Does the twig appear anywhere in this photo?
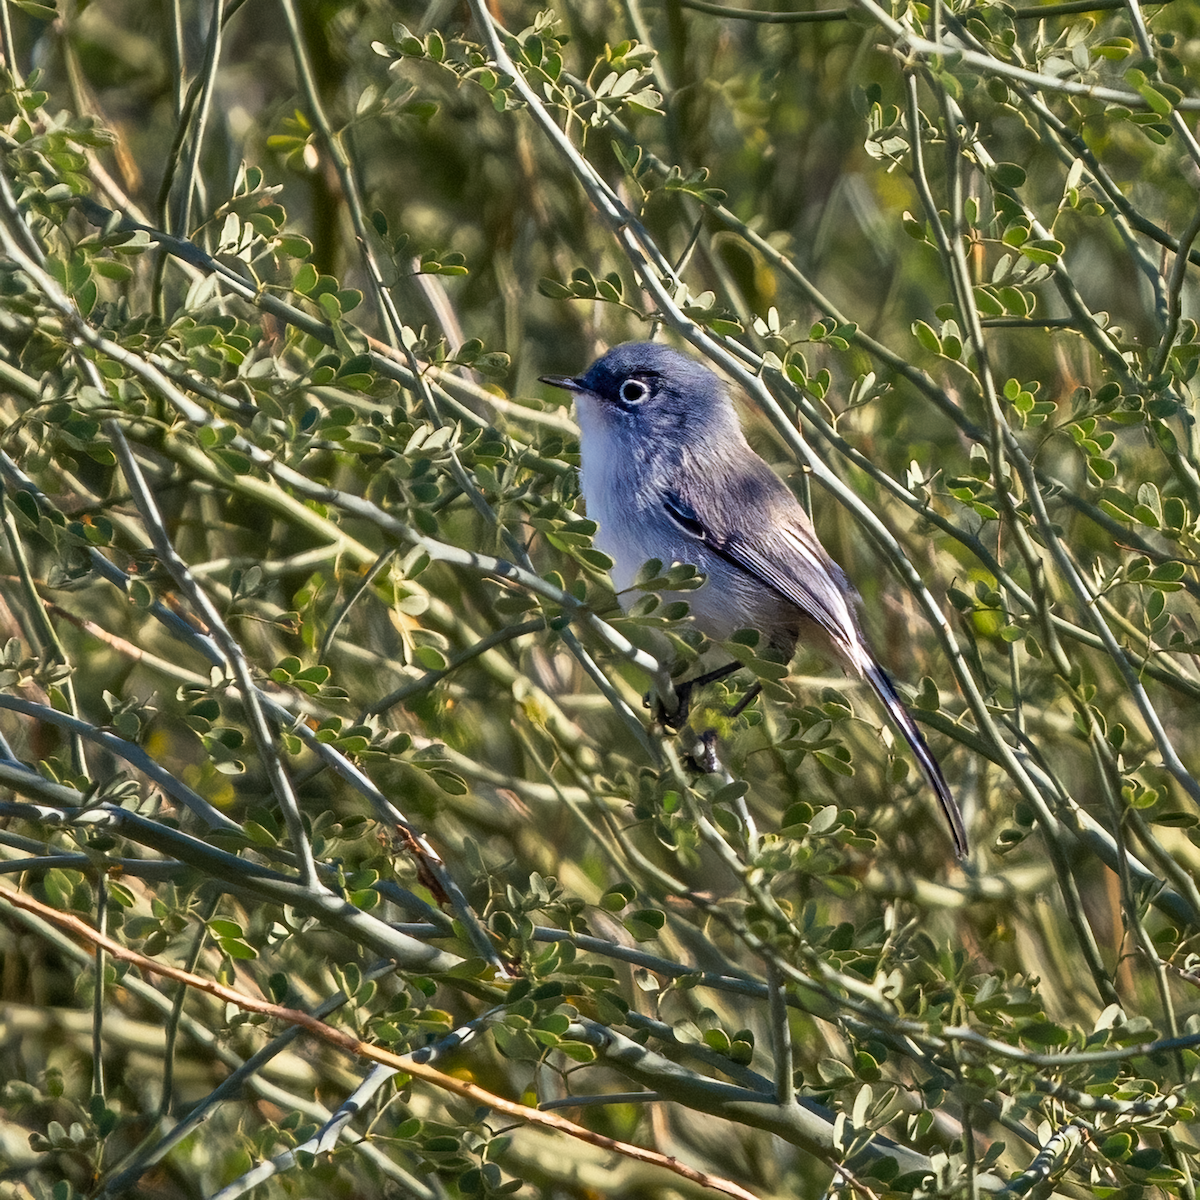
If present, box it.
[106,421,323,888]
[0,881,764,1200]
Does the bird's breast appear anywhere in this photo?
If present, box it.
[575,398,798,649]
[581,473,793,647]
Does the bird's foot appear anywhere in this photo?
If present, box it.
[685,728,721,774]
[646,659,748,730]
[648,677,697,731]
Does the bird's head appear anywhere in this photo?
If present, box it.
[541,342,741,448]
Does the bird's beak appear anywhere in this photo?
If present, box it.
[539,374,584,392]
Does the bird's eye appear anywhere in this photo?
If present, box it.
[619,378,651,405]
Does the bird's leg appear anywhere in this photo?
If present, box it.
[726,681,762,720]
[653,659,752,730]
[685,682,761,775]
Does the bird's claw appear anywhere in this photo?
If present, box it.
[685,728,721,774]
[647,659,749,731]
[646,680,696,730]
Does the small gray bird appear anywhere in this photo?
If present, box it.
[542,341,968,859]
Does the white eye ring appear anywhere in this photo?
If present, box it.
[619,378,650,405]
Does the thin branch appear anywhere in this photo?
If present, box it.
[853,0,1200,110]
[106,421,323,889]
[0,881,764,1200]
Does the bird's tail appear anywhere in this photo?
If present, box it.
[863,662,969,859]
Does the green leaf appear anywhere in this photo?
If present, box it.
[993,162,1027,188]
[1136,83,1173,116]
[912,320,940,354]
[293,262,319,294]
[427,768,468,795]
[219,937,258,960]
[277,233,313,258]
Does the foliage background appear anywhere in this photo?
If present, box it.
[2,0,1200,1197]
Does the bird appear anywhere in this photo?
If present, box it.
[541,341,968,859]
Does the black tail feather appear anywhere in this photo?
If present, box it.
[864,663,968,859]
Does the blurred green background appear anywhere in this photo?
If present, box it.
[2,0,1200,1197]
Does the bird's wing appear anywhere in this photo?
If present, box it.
[662,477,862,659]
[664,468,969,859]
